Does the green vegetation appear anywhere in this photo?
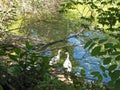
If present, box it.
[0,0,120,90]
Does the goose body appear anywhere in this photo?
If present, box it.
[49,50,61,65]
[63,52,72,72]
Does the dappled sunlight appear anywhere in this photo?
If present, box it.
[0,0,120,90]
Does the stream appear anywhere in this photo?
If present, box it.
[68,31,111,83]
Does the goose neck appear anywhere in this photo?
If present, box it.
[58,51,61,56]
[67,53,69,59]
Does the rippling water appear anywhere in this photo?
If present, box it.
[68,32,111,83]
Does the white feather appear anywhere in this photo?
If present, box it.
[63,52,72,72]
[49,50,61,65]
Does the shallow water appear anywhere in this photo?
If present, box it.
[68,32,111,83]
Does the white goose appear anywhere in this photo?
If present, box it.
[49,50,61,65]
[63,52,72,72]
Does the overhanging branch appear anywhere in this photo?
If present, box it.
[40,28,85,49]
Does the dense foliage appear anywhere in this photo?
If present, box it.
[0,0,120,90]
[66,0,120,89]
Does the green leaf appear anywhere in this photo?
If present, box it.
[81,69,85,76]
[40,57,49,74]
[111,51,120,55]
[108,81,114,87]
[100,65,106,72]
[30,54,38,62]
[88,42,96,50]
[91,71,102,83]
[108,64,117,71]
[110,70,120,81]
[92,38,99,41]
[103,73,108,78]
[98,74,103,83]
[8,54,18,61]
[103,57,112,65]
[98,39,107,44]
[84,40,92,48]
[98,51,107,55]
[104,43,113,48]
[14,48,21,54]
[91,71,100,76]
[114,44,120,48]
[91,46,101,56]
[115,78,120,90]
[115,55,120,61]
[25,41,33,50]
[101,1,107,5]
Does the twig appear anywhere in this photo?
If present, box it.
[38,44,83,53]
[40,28,85,49]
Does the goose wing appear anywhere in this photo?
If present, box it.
[49,55,60,65]
[63,59,72,68]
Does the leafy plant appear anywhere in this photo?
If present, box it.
[0,41,52,90]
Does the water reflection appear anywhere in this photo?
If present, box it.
[68,33,111,83]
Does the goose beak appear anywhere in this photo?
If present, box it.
[58,49,62,52]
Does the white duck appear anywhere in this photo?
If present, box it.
[49,49,62,65]
[63,52,72,72]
